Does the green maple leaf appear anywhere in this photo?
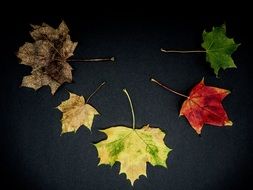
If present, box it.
[201,24,240,76]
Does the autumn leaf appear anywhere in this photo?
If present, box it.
[151,78,232,134]
[17,21,77,94]
[57,82,105,134]
[161,24,240,76]
[17,21,114,94]
[94,89,171,186]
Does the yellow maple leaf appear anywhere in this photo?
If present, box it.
[57,82,105,134]
[94,89,172,186]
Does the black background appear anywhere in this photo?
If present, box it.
[1,14,252,190]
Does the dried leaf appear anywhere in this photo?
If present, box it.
[57,92,99,134]
[94,89,171,186]
[17,21,78,94]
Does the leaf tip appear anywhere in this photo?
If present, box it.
[129,179,135,186]
[98,129,106,134]
[50,88,57,95]
[221,23,226,31]
[86,126,92,132]
[200,77,205,84]
[225,120,233,126]
[195,128,202,135]
[65,89,71,94]
[179,110,184,117]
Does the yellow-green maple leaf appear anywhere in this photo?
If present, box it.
[57,92,99,134]
[94,89,172,186]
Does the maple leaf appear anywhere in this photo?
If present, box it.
[201,24,240,76]
[151,78,232,134]
[17,21,113,95]
[17,21,77,94]
[57,82,105,134]
[94,89,171,186]
[161,24,240,76]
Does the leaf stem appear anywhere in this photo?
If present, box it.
[151,78,189,99]
[161,48,206,53]
[86,82,106,103]
[68,57,115,62]
[123,89,135,130]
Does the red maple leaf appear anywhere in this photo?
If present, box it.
[151,78,233,134]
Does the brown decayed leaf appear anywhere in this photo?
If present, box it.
[17,21,77,94]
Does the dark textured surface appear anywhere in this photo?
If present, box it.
[0,15,252,190]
